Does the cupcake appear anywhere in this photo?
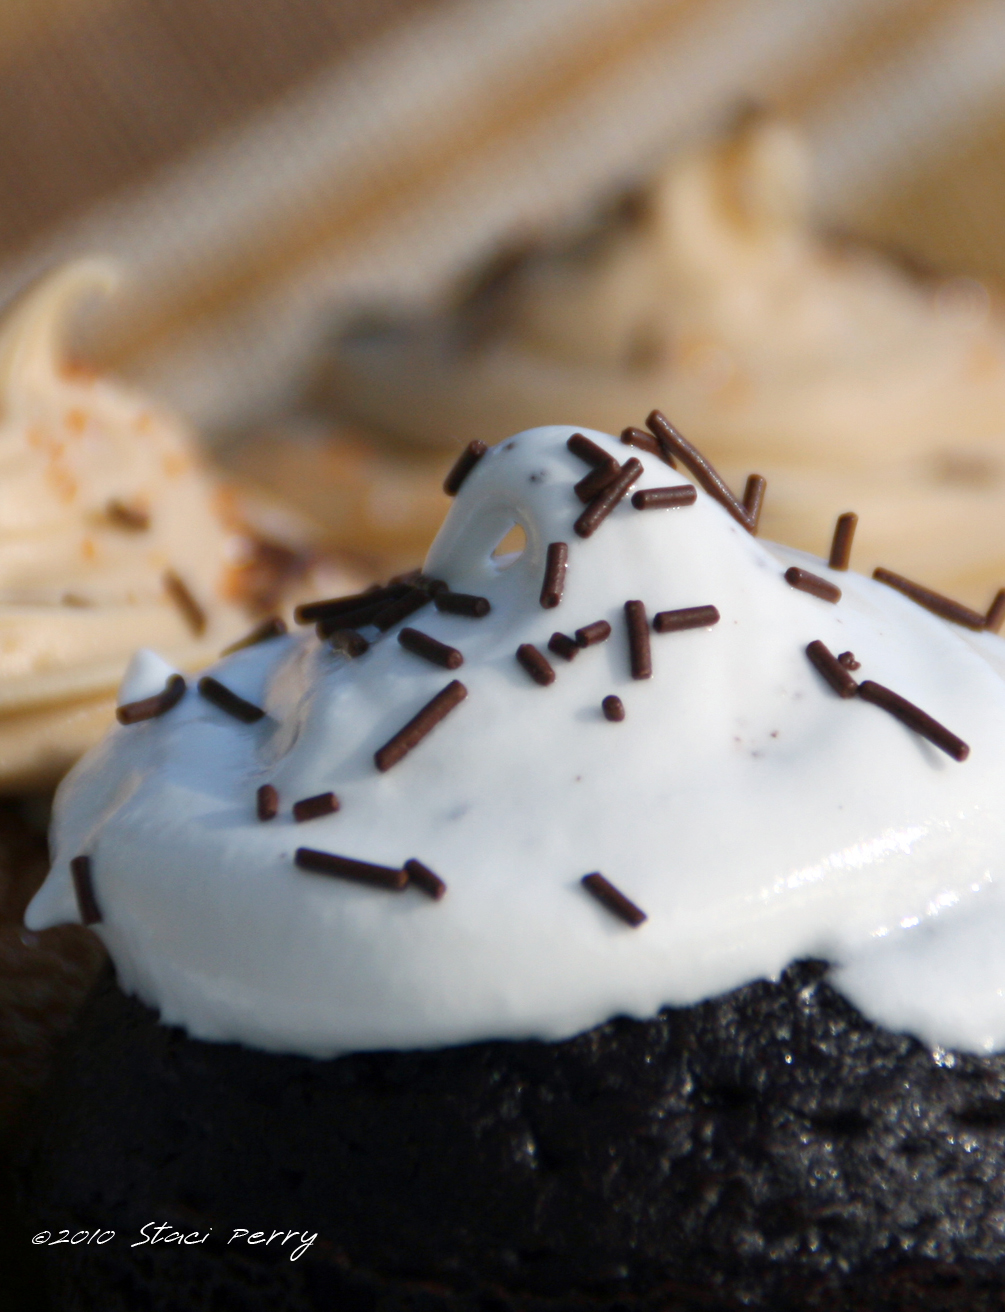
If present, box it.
[20,417,1005,1309]
[0,260,259,792]
[324,112,1005,608]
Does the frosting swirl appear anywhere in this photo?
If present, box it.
[329,115,1005,605]
[0,262,252,787]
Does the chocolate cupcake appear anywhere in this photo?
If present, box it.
[20,419,1005,1308]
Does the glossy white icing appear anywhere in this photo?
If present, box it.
[118,649,181,706]
[25,426,1005,1055]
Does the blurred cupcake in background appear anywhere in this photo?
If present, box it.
[320,111,1005,608]
[0,261,253,792]
[0,261,360,793]
[217,416,455,585]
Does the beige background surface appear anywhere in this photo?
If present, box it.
[1,0,1005,436]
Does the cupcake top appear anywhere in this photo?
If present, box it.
[25,421,1005,1056]
[0,262,253,788]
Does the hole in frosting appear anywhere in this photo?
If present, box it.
[490,521,527,568]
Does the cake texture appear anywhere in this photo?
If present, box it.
[22,960,1005,1312]
[0,798,103,1312]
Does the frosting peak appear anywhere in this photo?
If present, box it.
[0,260,119,414]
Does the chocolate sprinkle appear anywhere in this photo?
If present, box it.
[443,441,488,495]
[873,567,987,630]
[620,426,676,467]
[116,673,187,725]
[805,640,859,699]
[574,460,621,503]
[404,858,447,900]
[581,872,646,927]
[838,651,861,671]
[785,567,842,604]
[433,590,491,618]
[742,475,767,534]
[389,567,424,586]
[329,629,370,658]
[540,542,568,609]
[575,620,611,647]
[645,411,763,534]
[374,680,468,772]
[567,433,614,469]
[221,616,287,656]
[163,569,207,636]
[987,589,1005,634]
[548,632,579,662]
[293,792,340,822]
[296,584,410,626]
[653,605,720,634]
[70,854,102,925]
[197,676,265,723]
[624,600,652,679]
[573,458,643,538]
[295,848,407,890]
[315,602,391,636]
[106,498,149,531]
[602,695,625,722]
[858,680,969,761]
[516,644,555,686]
[372,588,431,632]
[256,783,279,821]
[398,627,463,670]
[631,485,697,511]
[829,513,858,571]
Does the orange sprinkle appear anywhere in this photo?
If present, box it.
[162,453,188,477]
[65,408,87,434]
[48,465,77,503]
[62,361,98,385]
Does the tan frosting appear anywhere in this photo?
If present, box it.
[495,117,1005,463]
[0,261,252,789]
[215,421,455,579]
[328,115,1005,607]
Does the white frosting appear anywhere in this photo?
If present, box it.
[25,426,1005,1056]
[117,649,182,706]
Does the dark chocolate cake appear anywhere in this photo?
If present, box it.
[0,799,104,1312]
[19,959,1005,1312]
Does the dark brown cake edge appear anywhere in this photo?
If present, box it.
[16,960,1005,1312]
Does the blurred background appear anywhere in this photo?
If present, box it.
[6,0,1005,580]
[2,0,1004,580]
[3,1,1004,408]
